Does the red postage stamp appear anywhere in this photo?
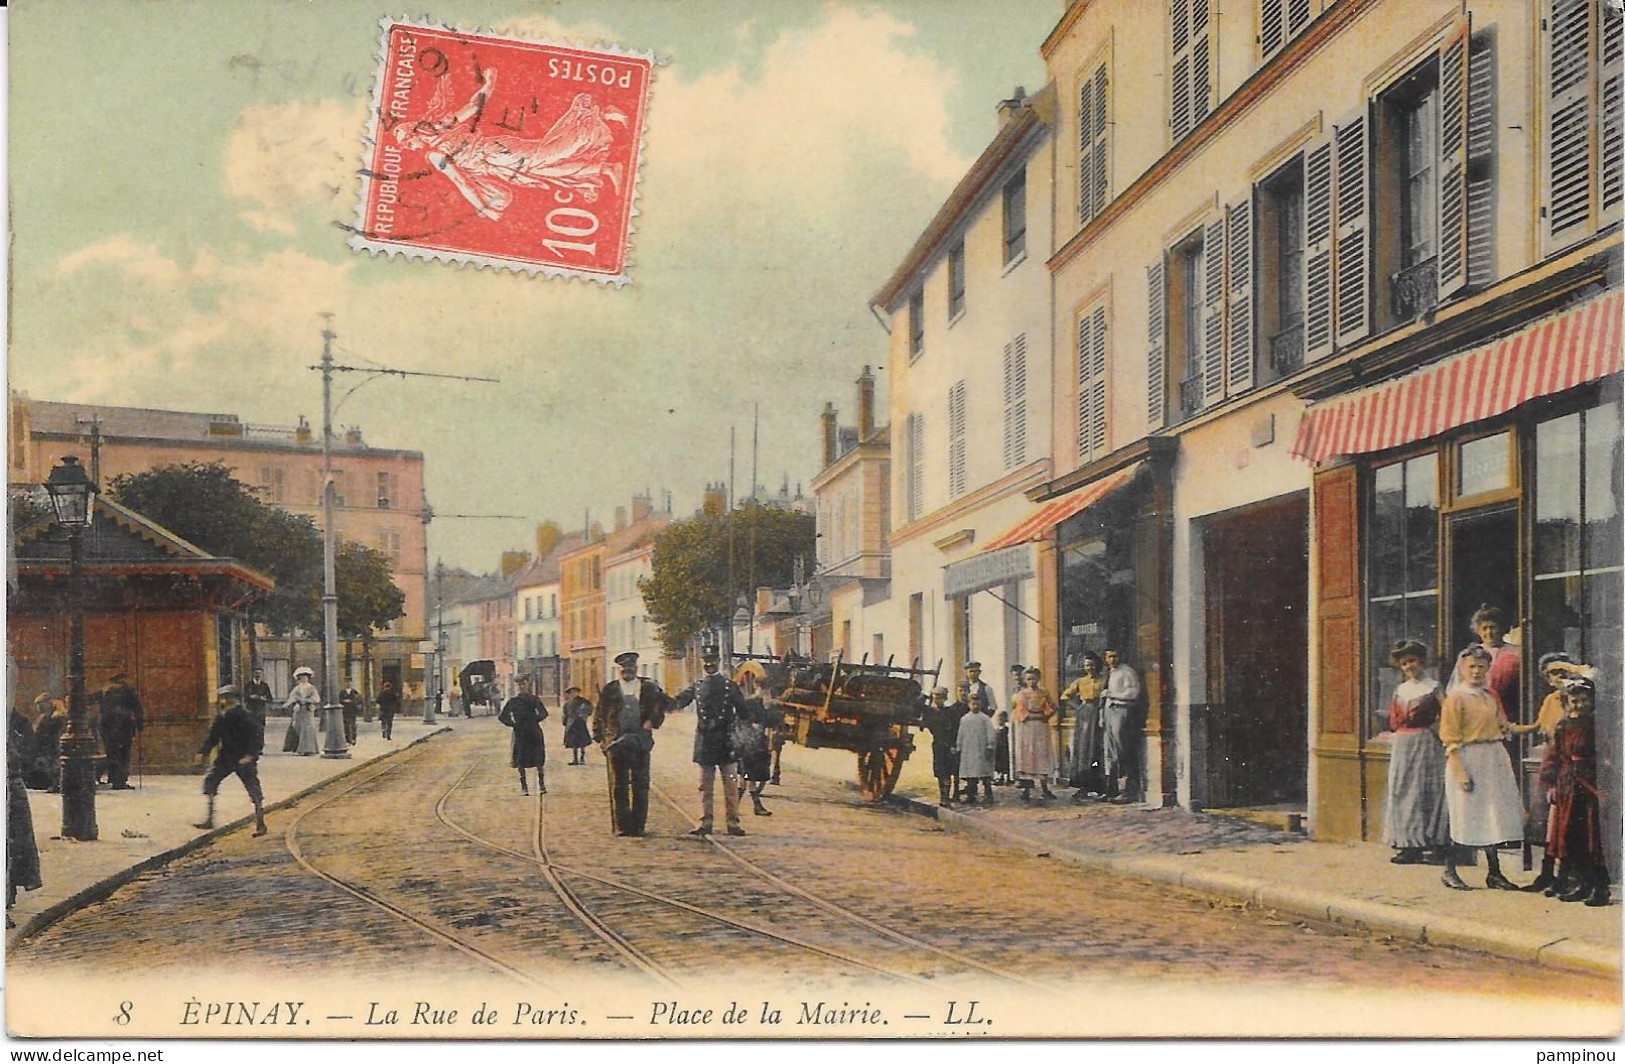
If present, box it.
[350,20,653,284]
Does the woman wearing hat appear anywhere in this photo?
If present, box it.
[1379,640,1450,865]
[283,667,321,756]
[561,686,594,765]
[1540,672,1609,905]
[1439,644,1524,891]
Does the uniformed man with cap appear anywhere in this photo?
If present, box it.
[592,651,668,837]
[672,645,748,836]
[196,684,268,837]
[99,671,144,789]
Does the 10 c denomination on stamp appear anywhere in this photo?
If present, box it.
[351,19,653,284]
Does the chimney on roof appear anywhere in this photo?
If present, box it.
[500,550,531,578]
[295,416,313,444]
[344,426,364,446]
[631,493,653,525]
[701,482,726,517]
[821,402,838,467]
[997,86,1028,127]
[534,521,561,560]
[856,366,875,441]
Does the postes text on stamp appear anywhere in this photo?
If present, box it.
[352,20,652,283]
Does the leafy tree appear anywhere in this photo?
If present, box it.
[641,501,815,654]
[328,541,406,637]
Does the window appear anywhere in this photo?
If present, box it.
[1366,454,1440,734]
[1078,61,1109,225]
[550,593,557,617]
[1170,0,1213,143]
[1076,303,1108,464]
[1002,334,1028,469]
[948,241,966,320]
[1002,171,1027,263]
[524,597,534,622]
[331,470,348,507]
[948,381,968,498]
[377,531,401,568]
[1257,159,1306,382]
[905,412,925,523]
[908,289,925,359]
[377,471,397,509]
[1165,231,1206,422]
[1457,431,1513,498]
[525,634,534,658]
[1259,0,1313,62]
[259,466,285,504]
[1544,0,1623,249]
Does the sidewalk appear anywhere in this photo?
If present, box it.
[6,712,475,949]
[674,714,1621,980]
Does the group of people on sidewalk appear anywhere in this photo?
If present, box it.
[1379,605,1609,906]
[923,652,1145,809]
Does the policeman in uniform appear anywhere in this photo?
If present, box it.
[592,651,668,837]
[672,645,748,836]
[99,672,144,789]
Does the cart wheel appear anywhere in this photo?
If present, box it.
[856,744,905,802]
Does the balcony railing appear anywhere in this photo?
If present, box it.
[1178,374,1203,418]
[1269,320,1306,377]
[1390,256,1439,323]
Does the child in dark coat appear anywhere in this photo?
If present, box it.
[1541,674,1609,906]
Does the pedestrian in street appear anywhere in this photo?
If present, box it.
[672,645,747,836]
[376,680,401,741]
[1101,648,1143,803]
[497,676,548,796]
[922,685,965,807]
[561,686,594,764]
[195,684,268,836]
[591,651,668,837]
[29,693,67,792]
[99,671,144,789]
[338,682,363,746]
[1540,673,1609,906]
[244,669,274,729]
[7,706,42,928]
[954,691,996,803]
[1378,640,1450,865]
[1012,667,1058,801]
[1439,645,1524,892]
[284,667,321,755]
[736,695,778,819]
[992,710,1011,785]
[1061,652,1106,801]
[1510,652,1581,893]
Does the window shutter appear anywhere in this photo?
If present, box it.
[1147,260,1167,431]
[908,413,924,522]
[1170,0,1210,142]
[1333,107,1371,347]
[1437,19,1471,300]
[1304,136,1335,361]
[1079,75,1096,226]
[1090,65,1109,220]
[1008,333,1028,468]
[1226,191,1256,394]
[1601,0,1623,223]
[1202,214,1227,405]
[1077,305,1109,463]
[1288,0,1311,38]
[1546,0,1594,247]
[1261,0,1285,58]
[1466,30,1498,288]
[1192,5,1213,129]
[948,381,967,498]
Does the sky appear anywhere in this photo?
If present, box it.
[7,0,1060,573]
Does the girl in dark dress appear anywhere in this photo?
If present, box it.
[498,679,549,795]
[561,686,594,765]
[734,698,776,816]
[1541,674,1609,906]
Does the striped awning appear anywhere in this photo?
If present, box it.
[979,462,1143,552]
[1291,289,1622,465]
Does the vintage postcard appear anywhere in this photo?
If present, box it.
[4,0,1622,1053]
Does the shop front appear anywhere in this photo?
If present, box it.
[1299,286,1621,868]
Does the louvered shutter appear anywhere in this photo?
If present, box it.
[1601,0,1623,223]
[1304,136,1334,362]
[948,382,967,499]
[1261,0,1285,58]
[1437,20,1470,299]
[1004,333,1028,469]
[1288,0,1311,38]
[908,413,924,522]
[1091,65,1109,220]
[1147,260,1167,431]
[1226,192,1256,394]
[1088,306,1108,458]
[1333,107,1371,347]
[1465,30,1497,288]
[1079,75,1097,226]
[1192,4,1213,128]
[1170,0,1211,141]
[1546,0,1594,248]
[1202,214,1227,405]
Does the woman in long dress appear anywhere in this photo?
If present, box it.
[1379,640,1450,864]
[561,686,594,765]
[497,679,548,795]
[1011,667,1058,801]
[1439,645,1524,891]
[1061,653,1106,800]
[284,667,321,756]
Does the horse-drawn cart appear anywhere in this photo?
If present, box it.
[732,653,939,801]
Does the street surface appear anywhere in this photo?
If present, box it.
[7,717,1617,1038]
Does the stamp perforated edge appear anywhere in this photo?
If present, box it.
[346,14,659,286]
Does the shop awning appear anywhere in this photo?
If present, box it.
[1290,289,1622,465]
[981,462,1143,552]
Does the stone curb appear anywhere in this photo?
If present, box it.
[8,726,454,948]
[881,789,1622,981]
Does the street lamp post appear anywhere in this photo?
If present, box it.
[419,639,438,723]
[45,456,99,841]
[318,322,351,760]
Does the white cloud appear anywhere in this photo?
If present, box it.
[225,99,368,234]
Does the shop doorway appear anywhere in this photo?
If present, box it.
[1446,504,1520,675]
[1202,495,1310,809]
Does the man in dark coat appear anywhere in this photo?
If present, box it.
[671,646,747,836]
[244,669,274,728]
[338,683,363,746]
[922,684,967,806]
[99,672,144,789]
[195,684,267,836]
[591,651,667,837]
[376,681,401,740]
[498,675,549,795]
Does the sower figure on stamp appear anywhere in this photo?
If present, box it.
[592,651,667,837]
[195,684,267,837]
[671,645,747,836]
[99,671,144,789]
[498,675,548,796]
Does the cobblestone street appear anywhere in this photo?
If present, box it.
[7,721,1617,1037]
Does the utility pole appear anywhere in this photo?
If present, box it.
[311,316,499,757]
[747,403,758,654]
[75,415,103,486]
